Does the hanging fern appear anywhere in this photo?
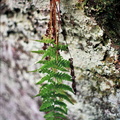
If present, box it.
[31,0,76,119]
[32,38,75,120]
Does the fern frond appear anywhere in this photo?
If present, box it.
[54,100,67,109]
[36,60,48,64]
[40,83,48,89]
[40,60,55,69]
[31,50,45,54]
[36,75,51,85]
[55,84,74,93]
[41,93,54,98]
[54,118,63,120]
[35,37,54,44]
[55,58,70,71]
[44,111,54,119]
[40,101,53,111]
[40,60,68,72]
[40,84,55,96]
[54,44,68,51]
[40,83,54,91]
[56,67,68,72]
[38,71,71,82]
[54,72,72,81]
[38,70,71,82]
[39,69,54,74]
[42,47,56,59]
[31,0,76,118]
[58,59,70,68]
[54,112,68,119]
[54,107,67,114]
[40,106,54,112]
[34,84,51,97]
[34,84,52,97]
[55,93,73,104]
[46,118,54,120]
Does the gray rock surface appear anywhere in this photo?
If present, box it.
[0,0,120,120]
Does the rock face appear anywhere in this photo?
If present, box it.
[84,0,120,46]
[0,0,120,120]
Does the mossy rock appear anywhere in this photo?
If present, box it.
[84,0,120,46]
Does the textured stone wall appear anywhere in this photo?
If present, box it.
[0,0,120,120]
[84,0,120,45]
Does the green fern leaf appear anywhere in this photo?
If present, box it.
[58,59,70,68]
[41,93,54,99]
[44,111,54,119]
[36,60,48,64]
[54,44,68,51]
[31,50,45,54]
[39,84,55,98]
[40,60,55,69]
[39,85,55,98]
[34,84,51,97]
[55,84,74,93]
[55,93,73,104]
[55,59,69,71]
[54,100,67,109]
[54,107,67,114]
[54,112,68,119]
[54,72,72,81]
[40,60,68,72]
[40,83,54,90]
[40,106,54,112]
[39,69,54,74]
[42,47,56,59]
[46,118,54,120]
[56,67,68,72]
[40,84,55,96]
[40,92,55,99]
[32,33,75,120]
[38,71,71,82]
[54,118,63,120]
[36,75,51,85]
[35,38,54,44]
[40,101,53,111]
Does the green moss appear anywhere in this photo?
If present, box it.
[83,0,120,46]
